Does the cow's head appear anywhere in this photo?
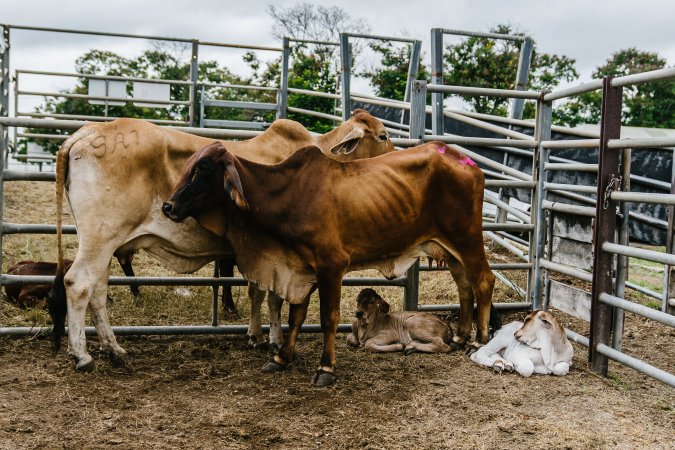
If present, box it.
[162,142,247,236]
[354,288,390,324]
[328,109,395,160]
[514,310,564,349]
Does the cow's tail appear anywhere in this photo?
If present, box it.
[48,128,91,352]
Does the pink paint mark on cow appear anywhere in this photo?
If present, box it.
[459,156,477,167]
[436,144,446,154]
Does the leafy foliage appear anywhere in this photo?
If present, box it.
[555,48,674,128]
[442,24,578,119]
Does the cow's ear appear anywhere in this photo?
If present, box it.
[329,127,364,155]
[222,159,249,210]
[540,317,553,328]
[377,298,390,314]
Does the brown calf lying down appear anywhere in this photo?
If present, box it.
[5,260,73,309]
[347,289,454,354]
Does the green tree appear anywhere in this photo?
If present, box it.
[360,42,430,101]
[442,24,578,119]
[555,48,674,128]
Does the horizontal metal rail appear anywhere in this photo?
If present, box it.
[287,106,342,122]
[418,302,532,312]
[3,171,56,181]
[288,38,339,46]
[565,329,590,347]
[17,69,193,85]
[198,41,281,52]
[611,191,675,205]
[17,133,67,141]
[426,84,541,100]
[438,28,527,42]
[0,274,407,288]
[202,82,278,91]
[18,90,190,106]
[482,223,534,232]
[485,231,528,261]
[624,281,661,300]
[17,111,189,125]
[2,223,76,234]
[541,139,600,149]
[485,180,536,188]
[545,183,597,194]
[391,138,420,148]
[442,109,533,141]
[352,95,411,110]
[484,191,531,222]
[539,259,592,283]
[288,88,341,100]
[545,162,598,172]
[202,119,269,130]
[0,324,353,337]
[342,32,419,44]
[420,263,531,272]
[543,200,596,217]
[203,99,278,110]
[425,134,539,149]
[8,23,194,43]
[608,137,675,150]
[599,293,675,326]
[13,154,56,160]
[611,67,675,88]
[543,80,604,102]
[596,343,675,388]
[602,242,675,266]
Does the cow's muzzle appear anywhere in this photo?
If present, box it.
[355,311,364,319]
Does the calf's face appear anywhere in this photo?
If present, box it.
[329,109,395,160]
[514,310,559,349]
[162,142,248,229]
[354,288,390,324]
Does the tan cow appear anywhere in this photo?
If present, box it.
[470,310,573,377]
[162,141,495,386]
[346,288,454,354]
[49,111,394,371]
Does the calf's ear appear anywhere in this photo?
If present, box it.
[377,298,390,314]
[329,127,364,155]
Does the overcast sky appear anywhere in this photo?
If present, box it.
[3,0,675,112]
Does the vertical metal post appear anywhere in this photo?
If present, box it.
[663,149,675,315]
[510,37,534,120]
[543,209,555,311]
[403,80,427,311]
[612,147,631,349]
[531,99,552,308]
[199,85,205,128]
[339,34,351,121]
[430,28,444,135]
[277,37,290,120]
[211,261,219,326]
[0,26,9,166]
[402,40,422,124]
[189,40,199,127]
[590,77,623,376]
[0,25,8,321]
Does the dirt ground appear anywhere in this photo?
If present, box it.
[0,181,674,450]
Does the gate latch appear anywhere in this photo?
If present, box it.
[602,175,622,210]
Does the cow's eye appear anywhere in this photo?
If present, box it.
[378,133,388,141]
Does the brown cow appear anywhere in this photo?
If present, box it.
[5,260,73,309]
[50,111,393,371]
[346,288,453,354]
[162,141,495,386]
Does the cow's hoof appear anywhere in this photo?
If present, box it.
[448,342,463,352]
[493,363,504,374]
[109,352,128,368]
[75,355,95,372]
[403,347,416,356]
[262,360,287,373]
[247,336,269,351]
[465,342,482,356]
[504,362,514,373]
[311,370,337,387]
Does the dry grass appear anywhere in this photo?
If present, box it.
[0,180,673,450]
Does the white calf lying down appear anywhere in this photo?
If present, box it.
[346,288,453,354]
[470,310,573,377]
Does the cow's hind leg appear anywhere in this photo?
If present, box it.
[65,249,122,371]
[404,339,451,354]
[87,260,127,366]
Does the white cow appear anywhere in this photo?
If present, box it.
[470,310,573,377]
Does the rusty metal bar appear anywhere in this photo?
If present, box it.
[589,77,623,376]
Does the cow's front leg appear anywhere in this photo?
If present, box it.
[313,266,345,387]
[262,289,313,372]
[246,283,268,349]
[267,292,284,351]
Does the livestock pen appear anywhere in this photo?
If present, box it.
[0,23,673,448]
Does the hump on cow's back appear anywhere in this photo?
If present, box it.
[265,119,313,143]
[277,145,327,169]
